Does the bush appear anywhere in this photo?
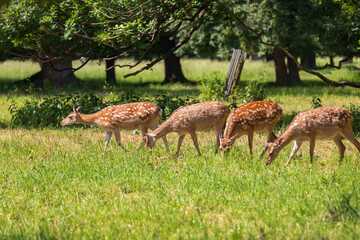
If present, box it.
[198,71,226,102]
[198,71,266,106]
[347,104,360,136]
[8,92,199,128]
[240,80,266,103]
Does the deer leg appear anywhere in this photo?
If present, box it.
[247,132,254,155]
[104,132,112,151]
[214,125,222,154]
[341,127,360,153]
[137,140,145,151]
[137,128,147,151]
[150,124,170,153]
[309,137,316,164]
[190,132,202,156]
[287,140,302,165]
[113,129,128,153]
[333,135,345,163]
[175,135,185,158]
[260,128,277,159]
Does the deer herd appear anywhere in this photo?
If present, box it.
[61,100,360,165]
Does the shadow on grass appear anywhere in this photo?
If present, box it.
[0,78,200,97]
[0,121,9,129]
[1,74,360,99]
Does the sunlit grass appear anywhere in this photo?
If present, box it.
[0,129,359,238]
[0,58,360,238]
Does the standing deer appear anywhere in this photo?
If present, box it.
[142,101,230,157]
[265,106,360,165]
[219,101,282,156]
[60,102,169,152]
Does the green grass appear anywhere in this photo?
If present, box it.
[1,129,360,238]
[0,58,360,238]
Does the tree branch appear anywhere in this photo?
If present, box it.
[214,0,360,88]
[321,51,360,70]
[123,6,208,78]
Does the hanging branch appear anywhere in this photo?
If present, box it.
[214,0,360,88]
[123,7,207,78]
[321,51,360,69]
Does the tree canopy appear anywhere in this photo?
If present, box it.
[0,0,359,87]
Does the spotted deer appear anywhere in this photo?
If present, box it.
[142,101,230,157]
[60,102,169,152]
[219,101,282,156]
[265,106,360,165]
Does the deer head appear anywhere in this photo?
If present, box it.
[60,106,82,126]
[265,141,282,165]
[219,130,238,155]
[142,133,156,151]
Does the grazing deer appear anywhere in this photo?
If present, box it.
[219,101,282,156]
[265,106,360,165]
[60,102,169,152]
[142,101,230,157]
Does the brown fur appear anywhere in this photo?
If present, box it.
[60,102,169,152]
[266,106,360,165]
[143,101,230,157]
[220,101,282,155]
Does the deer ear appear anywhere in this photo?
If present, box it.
[142,133,149,143]
[219,130,224,140]
[76,106,81,113]
[262,143,271,148]
[229,133,239,141]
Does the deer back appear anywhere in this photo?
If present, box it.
[162,101,230,131]
[224,101,282,138]
[98,102,161,128]
[61,102,161,130]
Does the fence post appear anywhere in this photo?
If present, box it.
[225,49,247,96]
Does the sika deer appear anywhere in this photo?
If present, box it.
[60,102,169,152]
[219,101,282,156]
[142,101,230,157]
[265,106,360,165]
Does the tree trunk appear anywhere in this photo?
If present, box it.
[19,56,78,88]
[274,47,289,86]
[301,53,316,68]
[161,38,191,84]
[106,59,116,85]
[287,56,301,84]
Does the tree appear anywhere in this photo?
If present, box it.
[214,0,360,88]
[0,0,210,87]
[0,0,83,87]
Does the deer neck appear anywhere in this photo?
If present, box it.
[274,129,296,151]
[152,120,173,140]
[78,113,101,126]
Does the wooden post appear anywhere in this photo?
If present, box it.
[225,49,247,96]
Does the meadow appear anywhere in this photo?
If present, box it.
[0,58,360,239]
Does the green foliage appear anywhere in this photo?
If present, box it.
[347,103,360,136]
[198,71,265,106]
[311,96,322,108]
[8,91,199,128]
[198,71,226,102]
[8,94,105,128]
[240,80,266,103]
[0,0,210,73]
